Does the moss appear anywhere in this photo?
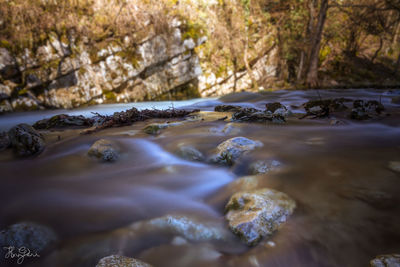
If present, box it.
[182,20,205,42]
[104,91,117,101]
[18,88,28,96]
[0,40,12,50]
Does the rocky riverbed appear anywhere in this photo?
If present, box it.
[0,89,400,267]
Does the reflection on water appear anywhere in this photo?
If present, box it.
[0,89,400,267]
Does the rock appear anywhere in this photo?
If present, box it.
[88,139,120,162]
[96,255,152,267]
[249,160,282,175]
[265,102,285,113]
[0,99,13,114]
[143,122,183,135]
[129,215,229,242]
[370,254,400,267]
[143,123,169,135]
[214,105,242,112]
[388,161,400,173]
[232,108,285,123]
[0,48,19,81]
[225,188,296,246]
[303,100,330,118]
[212,137,263,166]
[33,114,93,129]
[8,123,45,156]
[351,100,385,120]
[176,145,204,161]
[303,98,350,118]
[0,222,57,254]
[330,119,345,126]
[0,131,11,151]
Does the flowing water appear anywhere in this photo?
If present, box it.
[1,89,400,267]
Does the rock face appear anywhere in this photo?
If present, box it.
[88,139,120,162]
[212,137,263,166]
[0,222,57,253]
[0,25,202,113]
[225,188,296,246]
[96,255,152,267]
[8,124,45,156]
[370,254,400,267]
[33,114,93,129]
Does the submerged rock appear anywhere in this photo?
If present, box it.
[249,160,282,175]
[8,123,45,156]
[214,105,242,112]
[88,139,120,162]
[0,222,57,254]
[338,186,394,209]
[33,114,93,129]
[176,145,204,161]
[129,215,229,242]
[143,122,183,135]
[370,254,400,267]
[0,131,10,151]
[225,188,296,246]
[388,161,400,173]
[212,137,263,166]
[96,255,152,267]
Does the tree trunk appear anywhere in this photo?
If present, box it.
[371,37,383,64]
[244,35,258,90]
[305,0,329,88]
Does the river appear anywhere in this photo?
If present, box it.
[0,89,400,267]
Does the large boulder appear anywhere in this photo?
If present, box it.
[88,139,120,162]
[225,188,296,246]
[0,222,57,254]
[370,254,400,267]
[33,114,93,129]
[212,137,263,166]
[96,255,152,267]
[8,124,45,156]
